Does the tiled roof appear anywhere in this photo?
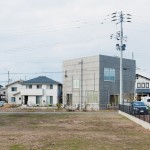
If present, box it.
[22,76,61,85]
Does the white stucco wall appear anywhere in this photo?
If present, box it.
[6,81,22,105]
[21,84,59,106]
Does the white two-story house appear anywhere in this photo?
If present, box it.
[21,76,62,106]
[135,74,150,100]
[6,76,62,106]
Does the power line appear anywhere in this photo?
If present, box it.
[0,35,108,53]
[0,15,111,37]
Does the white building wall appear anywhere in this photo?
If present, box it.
[7,82,22,105]
[6,80,61,106]
[21,89,43,95]
[21,84,59,106]
[27,96,36,106]
[135,77,150,89]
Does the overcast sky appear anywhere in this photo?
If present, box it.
[0,0,150,85]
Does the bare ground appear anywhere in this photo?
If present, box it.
[0,111,150,150]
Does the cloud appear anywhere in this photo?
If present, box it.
[0,0,150,84]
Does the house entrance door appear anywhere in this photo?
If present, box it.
[110,95,118,106]
[66,94,72,106]
[24,96,28,105]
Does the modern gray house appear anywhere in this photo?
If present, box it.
[63,54,136,110]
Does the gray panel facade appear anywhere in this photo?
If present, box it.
[99,55,136,109]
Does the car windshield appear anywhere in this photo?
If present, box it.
[133,102,145,106]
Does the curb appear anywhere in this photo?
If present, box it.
[118,110,150,130]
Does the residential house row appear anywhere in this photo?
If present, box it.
[5,76,62,106]
[1,54,150,110]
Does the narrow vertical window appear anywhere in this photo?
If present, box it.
[146,83,149,88]
[50,84,53,89]
[142,83,145,88]
[137,83,141,88]
[11,97,16,102]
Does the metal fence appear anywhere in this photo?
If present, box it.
[119,104,150,124]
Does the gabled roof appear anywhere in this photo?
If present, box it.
[22,76,61,85]
[5,80,23,87]
[136,74,150,81]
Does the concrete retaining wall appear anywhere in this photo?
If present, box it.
[118,110,150,130]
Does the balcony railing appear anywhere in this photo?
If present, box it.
[21,89,44,96]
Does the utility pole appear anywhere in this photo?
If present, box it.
[8,71,10,85]
[111,11,131,104]
[79,60,83,111]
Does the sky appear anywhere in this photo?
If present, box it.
[0,0,150,86]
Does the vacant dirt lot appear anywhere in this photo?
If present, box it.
[0,111,150,150]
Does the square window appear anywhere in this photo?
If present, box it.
[11,97,16,102]
[11,87,17,91]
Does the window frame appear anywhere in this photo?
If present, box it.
[50,84,53,89]
[11,97,16,102]
[11,87,17,91]
[137,83,141,88]
[36,96,42,105]
[37,85,42,89]
[146,83,149,88]
[26,85,32,89]
[104,68,115,82]
[142,83,145,88]
[73,79,80,89]
[46,96,53,105]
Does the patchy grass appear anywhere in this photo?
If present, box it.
[10,144,25,150]
[0,112,149,150]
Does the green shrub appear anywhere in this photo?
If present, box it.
[56,103,62,110]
